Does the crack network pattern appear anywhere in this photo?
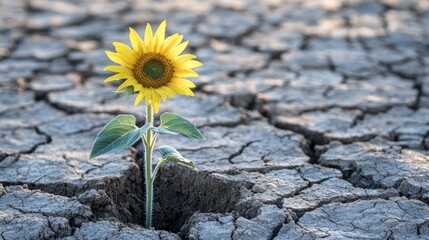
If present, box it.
[0,0,429,239]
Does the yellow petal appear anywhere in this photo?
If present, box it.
[153,20,166,52]
[179,60,203,69]
[144,23,154,51]
[174,69,199,78]
[168,83,195,96]
[162,34,183,55]
[116,79,137,91]
[103,65,133,74]
[154,21,167,42]
[174,54,196,64]
[104,73,130,82]
[129,27,145,54]
[154,87,167,101]
[162,86,176,99]
[151,92,161,114]
[171,78,196,88]
[134,91,145,106]
[105,51,134,69]
[112,42,138,65]
[168,41,188,59]
[133,83,143,91]
[145,88,153,105]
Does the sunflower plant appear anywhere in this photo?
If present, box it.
[89,21,204,229]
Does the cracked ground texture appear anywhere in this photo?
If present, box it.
[1,0,429,239]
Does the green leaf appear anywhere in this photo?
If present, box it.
[151,127,179,135]
[158,112,205,140]
[90,115,149,159]
[158,145,197,170]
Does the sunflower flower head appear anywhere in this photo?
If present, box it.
[104,20,202,113]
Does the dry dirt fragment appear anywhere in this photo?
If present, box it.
[156,122,309,171]
[276,198,429,240]
[65,220,180,240]
[0,184,91,239]
[320,138,429,202]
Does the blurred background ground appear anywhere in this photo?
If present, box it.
[1,0,429,239]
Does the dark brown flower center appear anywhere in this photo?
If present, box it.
[133,53,174,88]
[143,59,165,80]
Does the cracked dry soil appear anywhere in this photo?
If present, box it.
[1,0,429,239]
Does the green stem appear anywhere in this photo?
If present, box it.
[144,103,154,228]
[151,159,164,185]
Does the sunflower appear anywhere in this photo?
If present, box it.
[103,20,202,113]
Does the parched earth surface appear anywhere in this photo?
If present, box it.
[1,0,429,239]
